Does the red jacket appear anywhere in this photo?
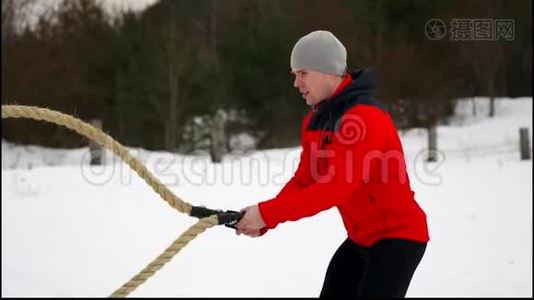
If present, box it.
[258,69,429,247]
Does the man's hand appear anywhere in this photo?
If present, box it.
[236,227,263,237]
[236,205,266,236]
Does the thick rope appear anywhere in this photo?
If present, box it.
[2,105,192,215]
[1,105,221,297]
[110,215,219,297]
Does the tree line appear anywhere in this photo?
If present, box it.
[2,0,531,153]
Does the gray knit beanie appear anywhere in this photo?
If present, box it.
[290,30,347,76]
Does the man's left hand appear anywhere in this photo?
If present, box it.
[236,205,266,230]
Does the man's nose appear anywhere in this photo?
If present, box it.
[293,76,300,88]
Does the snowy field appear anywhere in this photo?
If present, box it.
[2,97,532,297]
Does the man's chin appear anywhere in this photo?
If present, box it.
[305,98,321,106]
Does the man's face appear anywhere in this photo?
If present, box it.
[291,68,336,106]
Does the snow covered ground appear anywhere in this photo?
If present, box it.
[2,97,532,297]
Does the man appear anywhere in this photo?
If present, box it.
[236,30,429,298]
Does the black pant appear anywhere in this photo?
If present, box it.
[320,238,426,298]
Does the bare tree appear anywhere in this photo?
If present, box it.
[453,0,508,117]
[163,1,191,151]
[206,0,219,65]
[2,0,34,101]
[466,41,506,117]
[210,109,228,163]
[164,1,179,151]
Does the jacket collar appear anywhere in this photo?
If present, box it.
[313,68,378,113]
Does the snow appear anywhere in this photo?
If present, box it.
[229,132,258,153]
[2,97,532,297]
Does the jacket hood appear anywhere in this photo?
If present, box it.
[308,68,386,131]
[316,68,380,112]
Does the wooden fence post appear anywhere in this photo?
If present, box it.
[427,123,438,162]
[89,119,103,165]
[519,127,531,160]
